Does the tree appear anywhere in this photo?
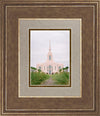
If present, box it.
[65,66,69,69]
[38,69,41,72]
[59,69,62,72]
[31,67,37,70]
[62,66,69,72]
[62,68,65,71]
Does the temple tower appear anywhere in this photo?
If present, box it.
[47,40,53,62]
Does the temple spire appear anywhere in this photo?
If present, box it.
[49,40,51,51]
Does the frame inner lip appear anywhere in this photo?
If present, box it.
[29,29,71,87]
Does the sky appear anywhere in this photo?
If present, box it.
[30,30,70,68]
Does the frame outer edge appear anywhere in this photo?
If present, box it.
[0,2,4,116]
[0,2,2,116]
[1,0,100,3]
[0,1,4,116]
[98,1,100,116]
[0,0,100,116]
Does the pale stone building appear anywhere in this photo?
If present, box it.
[36,41,63,74]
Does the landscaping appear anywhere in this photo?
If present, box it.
[52,72,70,85]
[31,71,50,85]
[30,66,70,85]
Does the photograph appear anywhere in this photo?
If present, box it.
[30,29,71,86]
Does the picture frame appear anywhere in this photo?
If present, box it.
[0,0,100,115]
[18,18,81,98]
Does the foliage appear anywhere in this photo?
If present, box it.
[65,66,69,69]
[59,69,62,72]
[38,69,41,72]
[31,67,37,70]
[55,72,58,74]
[31,72,50,85]
[52,72,69,85]
[63,66,69,70]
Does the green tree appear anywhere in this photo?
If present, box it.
[59,69,62,72]
[38,69,41,72]
[31,67,37,70]
[65,66,69,69]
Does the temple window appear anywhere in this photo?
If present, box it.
[49,55,51,60]
[39,66,41,70]
[59,66,61,69]
[49,65,52,69]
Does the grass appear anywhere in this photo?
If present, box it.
[31,72,50,85]
[52,72,70,85]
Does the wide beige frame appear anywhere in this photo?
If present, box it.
[18,18,82,97]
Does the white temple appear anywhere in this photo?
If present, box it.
[36,41,63,74]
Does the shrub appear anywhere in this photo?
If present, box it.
[52,72,69,85]
[59,69,62,72]
[31,72,50,85]
[38,69,41,72]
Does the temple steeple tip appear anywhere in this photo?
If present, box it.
[49,40,51,51]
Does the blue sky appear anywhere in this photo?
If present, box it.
[30,30,70,68]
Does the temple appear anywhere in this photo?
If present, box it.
[36,41,63,74]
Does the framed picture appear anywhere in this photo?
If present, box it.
[0,0,100,116]
[18,18,81,97]
[29,29,71,87]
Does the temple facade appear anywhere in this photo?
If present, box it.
[36,41,63,74]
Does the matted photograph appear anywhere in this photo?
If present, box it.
[29,29,71,86]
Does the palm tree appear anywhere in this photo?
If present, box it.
[63,66,69,72]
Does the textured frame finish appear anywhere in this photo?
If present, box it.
[0,0,100,116]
